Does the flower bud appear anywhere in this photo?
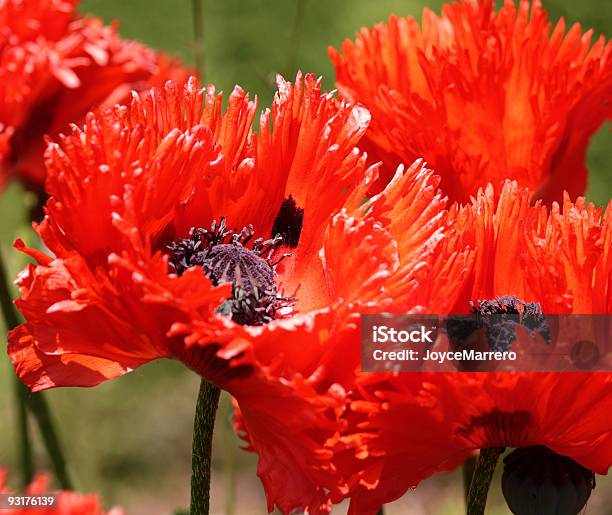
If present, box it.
[502,446,595,515]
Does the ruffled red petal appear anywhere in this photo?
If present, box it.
[329,182,611,511]
[330,0,612,202]
[449,181,612,313]
[0,0,192,189]
[231,160,472,512]
[7,75,529,514]
[228,311,351,514]
[7,75,393,513]
[342,372,612,512]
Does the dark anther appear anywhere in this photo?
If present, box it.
[271,195,304,248]
[502,446,595,515]
[471,296,546,328]
[167,218,294,326]
[446,295,549,353]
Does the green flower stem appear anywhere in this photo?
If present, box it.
[0,249,33,487]
[377,507,385,515]
[13,378,33,488]
[0,249,73,490]
[286,0,308,76]
[466,447,504,515]
[219,393,237,515]
[191,0,205,77]
[462,455,477,505]
[28,393,73,489]
[190,379,221,515]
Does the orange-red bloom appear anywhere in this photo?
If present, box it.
[8,75,471,513]
[341,372,612,514]
[0,0,191,190]
[331,184,612,514]
[0,468,122,514]
[449,181,612,314]
[329,0,612,203]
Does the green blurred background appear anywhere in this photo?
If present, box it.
[0,1,610,513]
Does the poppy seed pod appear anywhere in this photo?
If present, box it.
[502,446,595,515]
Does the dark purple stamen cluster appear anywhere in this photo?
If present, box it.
[168,218,293,326]
[471,295,543,319]
[446,295,549,352]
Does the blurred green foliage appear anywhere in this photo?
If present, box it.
[0,1,610,513]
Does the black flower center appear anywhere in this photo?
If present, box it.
[168,218,292,326]
[271,195,304,248]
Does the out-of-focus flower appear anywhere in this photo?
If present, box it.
[0,467,122,514]
[329,0,612,203]
[8,74,472,513]
[0,0,191,191]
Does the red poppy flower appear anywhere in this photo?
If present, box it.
[449,180,612,314]
[340,372,611,515]
[330,183,611,514]
[0,0,191,191]
[8,74,471,513]
[329,0,612,203]
[0,467,122,514]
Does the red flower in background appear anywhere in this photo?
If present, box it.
[0,468,122,514]
[0,0,191,191]
[329,0,612,203]
[8,74,471,513]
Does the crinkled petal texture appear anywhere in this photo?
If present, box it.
[329,0,612,203]
[232,160,473,513]
[449,180,612,314]
[331,183,612,514]
[9,74,471,513]
[0,0,191,189]
[0,467,123,515]
[341,372,612,515]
